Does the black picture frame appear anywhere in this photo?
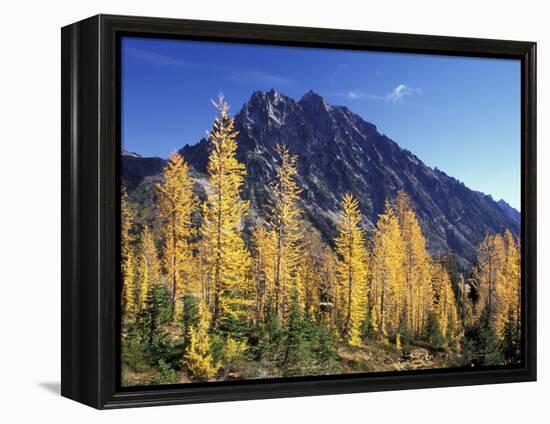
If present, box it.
[61,14,537,409]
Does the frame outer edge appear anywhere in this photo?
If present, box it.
[525,42,537,382]
[61,14,537,409]
[61,14,103,409]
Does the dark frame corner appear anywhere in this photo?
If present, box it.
[61,14,537,409]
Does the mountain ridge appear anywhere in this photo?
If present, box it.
[497,198,521,224]
[123,90,520,268]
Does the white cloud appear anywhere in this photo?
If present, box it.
[386,84,423,104]
[345,85,422,103]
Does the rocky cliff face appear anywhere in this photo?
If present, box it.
[123,90,520,267]
[121,150,166,192]
[497,199,521,225]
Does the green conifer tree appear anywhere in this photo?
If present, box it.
[280,289,310,376]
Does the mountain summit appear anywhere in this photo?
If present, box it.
[124,90,519,267]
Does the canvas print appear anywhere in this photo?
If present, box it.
[120,36,521,387]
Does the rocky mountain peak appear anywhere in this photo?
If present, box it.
[125,89,520,268]
[299,90,332,112]
[239,90,296,128]
[245,89,293,109]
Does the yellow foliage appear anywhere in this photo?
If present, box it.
[184,301,220,381]
[136,253,148,313]
[472,231,520,338]
[501,230,521,334]
[224,336,247,364]
[196,238,213,304]
[136,225,161,312]
[269,144,303,319]
[201,94,253,327]
[431,262,461,348]
[472,233,505,320]
[395,191,432,339]
[140,225,161,285]
[298,231,325,319]
[156,152,197,323]
[121,187,136,325]
[335,193,368,346]
[319,247,338,326]
[371,201,405,338]
[251,224,276,323]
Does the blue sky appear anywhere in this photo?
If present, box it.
[121,37,521,209]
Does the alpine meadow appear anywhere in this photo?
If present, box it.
[120,39,521,386]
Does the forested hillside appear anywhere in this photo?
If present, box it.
[121,95,521,386]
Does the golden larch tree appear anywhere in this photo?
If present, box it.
[394,190,432,338]
[121,186,136,325]
[431,261,461,349]
[135,253,148,314]
[136,225,161,312]
[472,230,521,338]
[298,231,324,320]
[251,224,276,323]
[156,152,197,323]
[471,233,506,332]
[500,230,521,333]
[201,94,252,327]
[268,143,303,320]
[370,201,405,339]
[335,193,368,346]
[196,238,213,304]
[184,300,220,381]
